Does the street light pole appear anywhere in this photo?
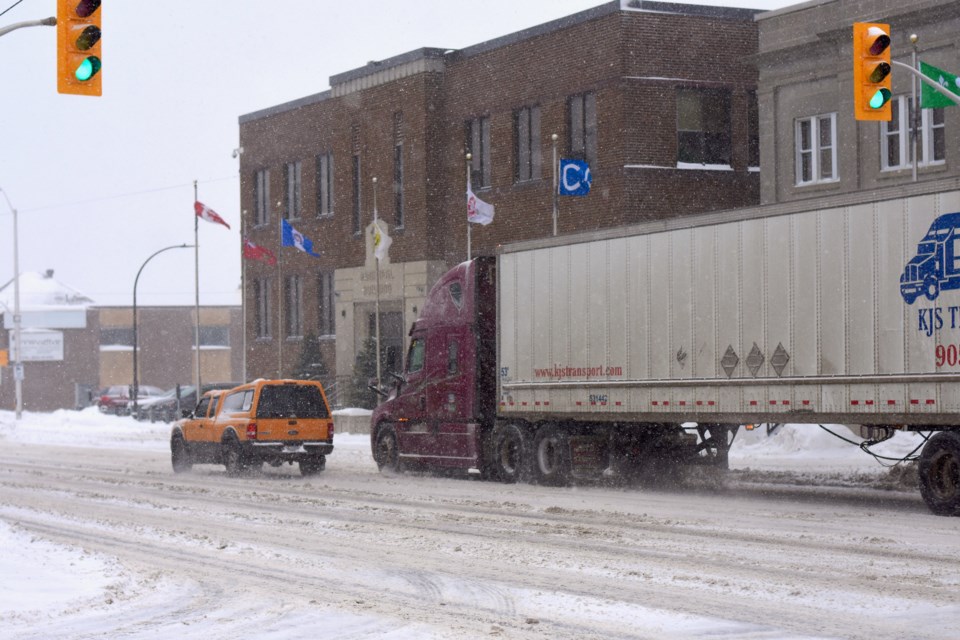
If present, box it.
[0,188,23,420]
[132,244,193,415]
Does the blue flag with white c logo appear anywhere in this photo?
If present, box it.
[558,158,592,196]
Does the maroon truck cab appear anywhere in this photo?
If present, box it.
[371,257,497,473]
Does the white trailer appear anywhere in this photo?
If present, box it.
[371,183,960,515]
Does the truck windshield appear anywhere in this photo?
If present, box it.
[917,241,936,254]
[256,385,329,419]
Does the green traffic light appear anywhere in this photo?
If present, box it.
[869,88,892,109]
[75,56,101,82]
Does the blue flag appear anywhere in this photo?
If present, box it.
[281,219,321,257]
[558,158,592,196]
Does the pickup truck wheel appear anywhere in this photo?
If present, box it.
[533,424,571,486]
[299,455,326,477]
[919,431,960,516]
[223,438,248,477]
[490,423,529,484]
[170,434,193,473]
[374,425,401,473]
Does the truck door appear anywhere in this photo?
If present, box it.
[392,333,437,459]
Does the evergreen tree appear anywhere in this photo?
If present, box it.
[293,332,328,381]
[347,336,380,409]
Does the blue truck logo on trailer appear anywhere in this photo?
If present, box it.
[901,212,960,304]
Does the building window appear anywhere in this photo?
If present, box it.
[568,92,597,166]
[795,113,837,185]
[352,154,361,235]
[285,274,303,339]
[515,105,542,182]
[254,277,272,339]
[677,88,731,166]
[192,326,230,347]
[394,144,404,229]
[881,96,946,170]
[254,168,270,227]
[284,161,302,220]
[747,90,760,169]
[100,328,134,346]
[466,116,491,188]
[316,152,334,217]
[317,270,335,337]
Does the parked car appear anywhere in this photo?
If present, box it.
[170,379,334,477]
[139,382,241,423]
[97,385,165,416]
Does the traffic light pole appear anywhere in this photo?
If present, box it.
[892,60,960,106]
[0,17,55,39]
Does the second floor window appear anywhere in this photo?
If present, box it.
[284,161,302,220]
[795,113,837,185]
[285,274,303,339]
[352,154,361,235]
[569,92,597,166]
[881,96,946,170]
[466,116,491,188]
[515,105,542,182]
[254,277,272,339]
[677,88,731,166]
[316,152,334,217]
[254,168,270,227]
[394,143,404,229]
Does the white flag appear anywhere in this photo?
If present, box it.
[373,220,392,261]
[467,188,494,226]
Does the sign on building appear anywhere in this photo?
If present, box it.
[9,329,65,362]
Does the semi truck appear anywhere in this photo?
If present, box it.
[370,186,960,516]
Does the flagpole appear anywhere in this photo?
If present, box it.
[277,209,283,377]
[193,180,201,394]
[911,34,919,183]
[241,212,247,383]
[373,176,382,394]
[551,133,558,237]
[466,153,472,260]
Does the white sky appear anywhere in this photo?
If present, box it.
[0,0,795,307]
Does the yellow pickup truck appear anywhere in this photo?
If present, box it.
[170,379,334,477]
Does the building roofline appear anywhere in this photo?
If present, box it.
[238,0,759,125]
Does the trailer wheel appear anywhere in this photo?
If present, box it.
[533,424,572,486]
[919,431,960,516]
[490,423,529,483]
[374,425,401,473]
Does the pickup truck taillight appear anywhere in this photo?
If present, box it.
[246,423,258,440]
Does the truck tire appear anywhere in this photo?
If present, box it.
[374,425,401,473]
[299,455,326,477]
[222,436,249,477]
[170,434,193,474]
[919,431,960,516]
[533,424,572,486]
[490,423,529,484]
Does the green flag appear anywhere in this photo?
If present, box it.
[920,61,960,108]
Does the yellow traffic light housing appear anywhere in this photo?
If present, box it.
[57,0,102,96]
[853,22,891,121]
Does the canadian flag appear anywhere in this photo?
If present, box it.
[194,201,231,229]
[243,238,277,265]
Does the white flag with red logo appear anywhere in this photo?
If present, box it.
[194,201,231,229]
[467,188,494,226]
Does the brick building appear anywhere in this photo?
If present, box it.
[237,0,762,393]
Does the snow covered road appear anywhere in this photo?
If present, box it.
[1,411,959,639]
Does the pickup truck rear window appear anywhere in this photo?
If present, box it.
[256,385,329,419]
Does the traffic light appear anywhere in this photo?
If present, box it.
[57,0,102,96]
[853,22,892,121]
